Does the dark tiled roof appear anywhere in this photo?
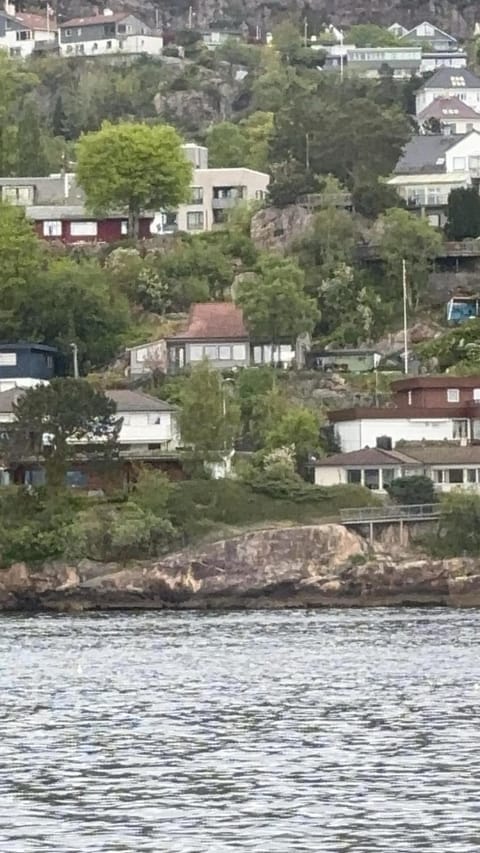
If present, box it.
[169,303,248,341]
[394,134,461,175]
[315,448,415,467]
[106,390,175,412]
[404,444,480,464]
[60,13,128,27]
[418,97,480,121]
[419,67,480,91]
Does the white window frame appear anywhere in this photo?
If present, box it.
[43,220,62,237]
[121,220,128,235]
[447,388,460,403]
[189,344,203,362]
[219,345,231,360]
[232,344,246,360]
[186,211,204,231]
[70,220,98,237]
[453,156,466,170]
[0,353,17,366]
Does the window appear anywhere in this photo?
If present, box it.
[189,345,203,362]
[76,27,82,35]
[453,157,466,170]
[232,344,246,360]
[364,469,380,490]
[453,418,468,439]
[433,470,444,483]
[255,190,265,200]
[106,40,112,49]
[219,346,231,360]
[204,345,218,360]
[70,221,98,237]
[408,390,413,406]
[347,469,362,484]
[474,388,480,401]
[467,468,477,483]
[447,388,460,403]
[121,220,128,235]
[448,468,464,484]
[382,468,395,486]
[2,185,34,205]
[43,220,62,237]
[0,353,16,366]
[117,23,126,33]
[190,187,204,204]
[64,28,72,36]
[187,211,204,230]
[92,42,98,50]
[65,470,88,488]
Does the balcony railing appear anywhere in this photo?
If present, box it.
[340,503,440,524]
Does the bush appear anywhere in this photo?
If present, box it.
[431,492,480,557]
[386,475,436,505]
[65,503,176,563]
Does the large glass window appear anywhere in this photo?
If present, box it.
[43,220,62,237]
[187,211,204,230]
[364,469,380,490]
[232,344,246,360]
[467,469,476,483]
[204,345,218,359]
[347,469,362,485]
[190,187,204,204]
[453,156,466,170]
[70,221,98,237]
[448,468,464,484]
[433,470,444,483]
[219,346,231,360]
[447,388,460,403]
[382,468,395,486]
[189,345,203,361]
[453,418,468,439]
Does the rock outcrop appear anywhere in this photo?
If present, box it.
[1,524,480,612]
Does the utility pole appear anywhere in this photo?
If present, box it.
[304,16,308,48]
[305,132,310,170]
[188,5,193,29]
[71,342,79,379]
[402,259,409,374]
[339,28,344,82]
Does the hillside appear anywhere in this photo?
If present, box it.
[51,0,479,38]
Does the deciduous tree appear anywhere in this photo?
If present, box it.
[76,122,192,237]
[178,361,240,457]
[446,187,480,240]
[378,208,442,308]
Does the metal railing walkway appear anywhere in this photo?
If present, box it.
[340,503,441,525]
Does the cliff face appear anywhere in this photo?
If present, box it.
[55,1,479,38]
[2,523,480,611]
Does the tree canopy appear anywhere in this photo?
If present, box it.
[178,361,241,458]
[446,188,480,240]
[76,121,192,236]
[378,208,442,308]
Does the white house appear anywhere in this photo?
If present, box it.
[0,9,57,58]
[417,97,480,135]
[314,445,480,493]
[388,130,480,226]
[400,21,458,52]
[58,10,163,57]
[415,68,480,115]
[106,390,179,456]
[127,339,167,378]
[420,50,467,73]
[152,144,269,234]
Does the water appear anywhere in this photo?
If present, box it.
[0,609,479,852]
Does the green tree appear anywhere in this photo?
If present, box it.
[348,24,401,47]
[0,203,46,296]
[9,378,120,490]
[295,207,359,281]
[436,492,480,556]
[386,475,436,505]
[16,96,50,176]
[265,405,320,459]
[446,187,480,240]
[240,111,274,172]
[378,208,442,308]
[236,256,318,356]
[0,54,38,174]
[178,361,241,458]
[0,258,131,372]
[205,121,249,168]
[76,122,192,237]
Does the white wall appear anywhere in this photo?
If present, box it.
[175,168,270,233]
[117,410,179,447]
[417,86,480,114]
[3,27,56,58]
[445,133,480,172]
[334,417,460,452]
[129,340,167,376]
[314,465,347,486]
[60,34,163,56]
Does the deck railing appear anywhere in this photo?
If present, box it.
[340,503,441,524]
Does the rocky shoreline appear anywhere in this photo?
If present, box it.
[0,524,479,612]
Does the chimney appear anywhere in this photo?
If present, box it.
[4,2,16,15]
[103,7,114,16]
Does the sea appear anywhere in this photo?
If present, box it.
[0,608,478,852]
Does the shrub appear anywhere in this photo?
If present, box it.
[433,492,480,557]
[386,475,436,505]
[65,504,176,563]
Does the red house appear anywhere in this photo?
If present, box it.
[27,205,154,243]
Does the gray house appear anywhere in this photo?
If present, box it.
[167,303,250,372]
[58,11,161,56]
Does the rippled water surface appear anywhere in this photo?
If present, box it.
[0,610,479,851]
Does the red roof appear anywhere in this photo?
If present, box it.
[418,97,480,121]
[60,12,128,27]
[170,303,248,341]
[15,11,56,31]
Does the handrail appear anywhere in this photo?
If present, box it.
[340,503,440,523]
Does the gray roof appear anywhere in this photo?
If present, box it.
[315,448,416,467]
[419,67,480,91]
[106,389,176,412]
[0,174,84,205]
[394,134,462,175]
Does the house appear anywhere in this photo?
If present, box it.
[28,205,154,242]
[415,68,480,115]
[400,22,458,52]
[344,46,422,79]
[128,339,167,377]
[388,23,408,39]
[153,144,269,234]
[314,443,480,492]
[417,98,480,135]
[166,302,296,372]
[307,349,382,373]
[167,303,250,372]
[328,375,480,452]
[58,10,163,57]
[0,343,58,393]
[201,28,243,49]
[0,387,182,488]
[388,130,480,227]
[0,8,57,58]
[420,50,467,74]
[0,173,82,207]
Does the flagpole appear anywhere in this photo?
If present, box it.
[402,258,408,374]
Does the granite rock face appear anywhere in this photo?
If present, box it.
[1,524,480,611]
